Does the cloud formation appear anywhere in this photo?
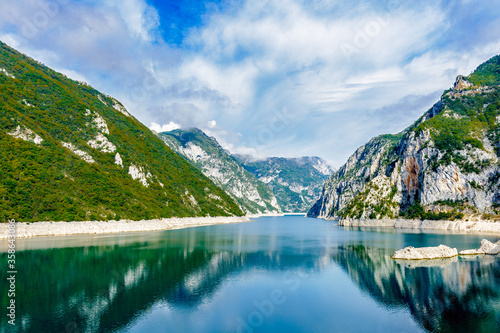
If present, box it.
[150,121,181,133]
[1,0,500,166]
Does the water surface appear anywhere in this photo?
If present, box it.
[1,216,499,332]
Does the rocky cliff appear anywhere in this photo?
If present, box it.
[158,128,282,214]
[0,41,243,222]
[309,55,500,221]
[235,155,334,212]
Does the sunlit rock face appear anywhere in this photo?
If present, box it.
[391,245,458,260]
[161,127,335,214]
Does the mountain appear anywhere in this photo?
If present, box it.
[158,128,282,214]
[309,55,500,221]
[0,41,243,222]
[235,155,334,213]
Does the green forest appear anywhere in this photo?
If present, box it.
[0,41,243,222]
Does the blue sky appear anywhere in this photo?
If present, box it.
[1,0,500,167]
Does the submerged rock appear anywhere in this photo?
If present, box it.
[391,245,458,260]
[459,239,500,255]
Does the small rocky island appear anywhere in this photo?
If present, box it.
[392,245,458,260]
[392,239,500,260]
[459,239,500,255]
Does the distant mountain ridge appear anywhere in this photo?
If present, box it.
[159,128,334,214]
[235,155,334,213]
[0,41,243,222]
[309,55,500,221]
[158,128,282,214]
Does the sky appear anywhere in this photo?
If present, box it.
[1,0,500,167]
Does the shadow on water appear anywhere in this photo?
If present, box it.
[0,217,499,332]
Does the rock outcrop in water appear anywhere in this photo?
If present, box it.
[392,239,500,259]
[391,245,458,260]
[309,55,500,222]
[459,239,500,255]
[334,245,500,332]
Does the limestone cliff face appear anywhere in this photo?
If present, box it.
[309,55,500,220]
[309,134,402,218]
[159,128,282,215]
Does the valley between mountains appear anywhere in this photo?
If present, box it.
[2,39,500,225]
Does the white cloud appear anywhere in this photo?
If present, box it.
[150,121,181,133]
[105,0,160,42]
[1,0,500,167]
[207,120,217,129]
[0,33,20,48]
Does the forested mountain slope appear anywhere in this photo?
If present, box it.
[0,41,242,222]
[235,155,334,213]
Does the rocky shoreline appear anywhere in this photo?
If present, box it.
[338,218,500,234]
[0,216,252,239]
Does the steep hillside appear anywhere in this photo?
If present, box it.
[0,41,243,222]
[235,155,334,213]
[309,55,500,221]
[158,128,281,214]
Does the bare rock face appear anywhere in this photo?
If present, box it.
[308,134,401,218]
[453,75,473,90]
[459,239,500,255]
[490,243,500,255]
[392,245,458,260]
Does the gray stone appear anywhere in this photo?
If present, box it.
[459,239,500,255]
[392,245,458,260]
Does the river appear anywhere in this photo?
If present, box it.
[1,216,499,332]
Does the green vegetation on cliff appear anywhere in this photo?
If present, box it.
[236,155,333,213]
[468,54,500,86]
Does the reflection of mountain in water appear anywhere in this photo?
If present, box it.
[332,246,500,332]
[2,226,499,333]
[0,230,329,333]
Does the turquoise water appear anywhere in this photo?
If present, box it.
[1,216,499,332]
